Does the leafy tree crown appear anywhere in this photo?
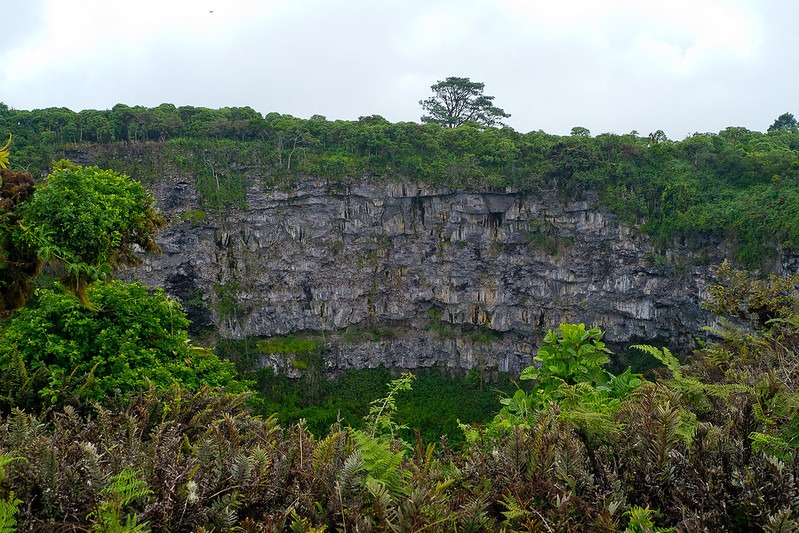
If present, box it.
[419,76,510,128]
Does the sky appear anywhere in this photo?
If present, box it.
[2,0,797,138]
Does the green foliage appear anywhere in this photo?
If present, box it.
[0,135,10,170]
[5,104,799,267]
[89,467,153,533]
[0,454,23,533]
[180,209,207,223]
[214,280,242,319]
[256,336,320,357]
[349,429,410,498]
[6,105,799,529]
[13,160,164,306]
[624,505,675,532]
[0,166,37,314]
[0,496,20,533]
[768,112,798,133]
[2,300,799,530]
[365,372,414,438]
[524,219,564,256]
[0,280,243,410]
[704,260,799,327]
[521,323,613,389]
[419,76,511,128]
[500,324,642,446]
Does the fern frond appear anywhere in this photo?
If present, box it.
[0,492,22,533]
[750,431,793,461]
[339,450,363,492]
[632,345,682,379]
[365,477,398,531]
[764,508,799,533]
[313,430,342,465]
[703,383,753,399]
[351,429,410,498]
[229,452,253,486]
[500,494,529,522]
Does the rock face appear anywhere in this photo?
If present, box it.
[129,176,721,375]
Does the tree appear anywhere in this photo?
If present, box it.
[420,76,510,128]
[648,129,668,144]
[768,112,798,132]
[13,160,165,307]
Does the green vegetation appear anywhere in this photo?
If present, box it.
[3,104,798,267]
[0,135,10,169]
[219,333,516,446]
[213,280,242,319]
[5,160,164,309]
[419,76,511,128]
[0,280,243,409]
[2,110,799,529]
[179,209,207,223]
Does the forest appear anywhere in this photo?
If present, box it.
[0,104,798,531]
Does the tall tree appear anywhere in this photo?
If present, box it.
[768,112,798,132]
[420,76,510,128]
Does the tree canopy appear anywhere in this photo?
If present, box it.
[0,143,242,414]
[419,76,510,128]
[2,104,799,269]
[768,112,798,132]
[8,160,164,308]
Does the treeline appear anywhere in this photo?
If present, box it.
[2,103,799,266]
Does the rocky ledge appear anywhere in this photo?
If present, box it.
[129,176,726,375]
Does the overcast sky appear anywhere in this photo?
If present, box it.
[2,0,797,138]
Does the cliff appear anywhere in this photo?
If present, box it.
[127,174,724,375]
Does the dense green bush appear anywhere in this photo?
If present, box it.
[0,281,243,411]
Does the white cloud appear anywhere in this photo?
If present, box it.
[0,0,794,135]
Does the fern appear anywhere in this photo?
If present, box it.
[288,509,327,533]
[750,431,793,461]
[229,452,253,486]
[339,450,363,492]
[623,505,675,533]
[350,429,410,498]
[89,467,153,533]
[312,430,342,466]
[208,492,239,532]
[0,494,21,533]
[632,345,682,379]
[764,508,799,533]
[365,478,398,531]
[499,494,529,522]
[0,454,25,533]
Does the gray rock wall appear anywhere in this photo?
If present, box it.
[129,176,720,374]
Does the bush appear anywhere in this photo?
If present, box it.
[0,280,244,411]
